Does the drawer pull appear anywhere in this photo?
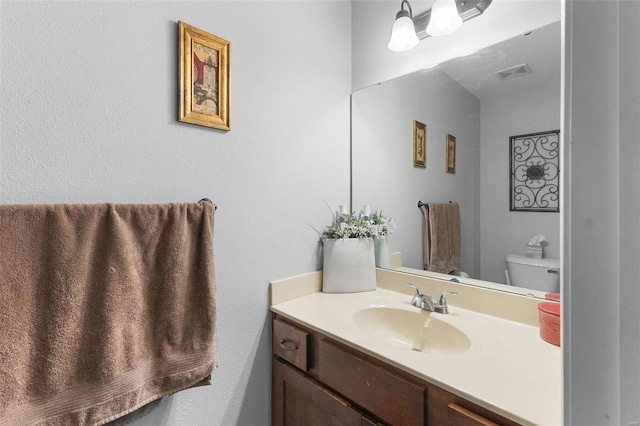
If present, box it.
[279,339,298,351]
[273,318,308,371]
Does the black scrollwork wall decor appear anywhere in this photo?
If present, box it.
[510,130,560,212]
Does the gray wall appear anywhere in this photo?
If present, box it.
[565,0,640,424]
[619,1,640,421]
[480,84,561,284]
[0,1,351,425]
[351,69,481,276]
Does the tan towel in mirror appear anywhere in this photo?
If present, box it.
[422,202,461,274]
[0,202,217,425]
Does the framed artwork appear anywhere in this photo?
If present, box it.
[179,21,230,131]
[413,121,426,168]
[445,133,456,173]
[510,130,560,212]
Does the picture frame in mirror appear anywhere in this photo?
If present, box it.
[446,133,456,173]
[413,120,426,168]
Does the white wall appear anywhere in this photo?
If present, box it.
[565,0,621,420]
[351,0,561,90]
[618,0,640,422]
[352,70,481,276]
[480,84,561,284]
[564,0,640,424]
[0,1,351,425]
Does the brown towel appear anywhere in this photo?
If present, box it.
[421,202,461,274]
[0,202,217,425]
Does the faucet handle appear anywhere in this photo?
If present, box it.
[405,282,424,297]
[437,291,457,312]
[406,283,428,309]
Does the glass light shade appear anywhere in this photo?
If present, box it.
[426,0,462,37]
[388,11,419,52]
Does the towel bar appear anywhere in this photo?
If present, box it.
[417,200,452,210]
[199,198,217,210]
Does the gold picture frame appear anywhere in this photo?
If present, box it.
[413,121,426,168]
[446,133,456,173]
[179,21,230,131]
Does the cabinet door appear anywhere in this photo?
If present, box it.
[273,358,363,426]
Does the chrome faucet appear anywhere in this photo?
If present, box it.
[405,283,457,314]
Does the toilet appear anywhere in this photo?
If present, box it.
[506,254,560,293]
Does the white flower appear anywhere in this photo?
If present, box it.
[321,209,394,239]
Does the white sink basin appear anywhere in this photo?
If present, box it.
[353,307,471,354]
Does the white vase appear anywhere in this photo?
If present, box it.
[374,236,391,268]
[322,237,376,293]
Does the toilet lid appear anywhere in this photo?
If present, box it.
[507,254,560,269]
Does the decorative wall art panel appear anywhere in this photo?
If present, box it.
[510,130,560,212]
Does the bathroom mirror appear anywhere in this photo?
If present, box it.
[351,20,561,298]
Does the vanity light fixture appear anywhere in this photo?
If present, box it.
[388,0,493,52]
[388,0,420,52]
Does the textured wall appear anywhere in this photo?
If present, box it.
[564,0,628,423]
[0,1,351,424]
[566,0,619,422]
[619,1,640,422]
[480,84,561,284]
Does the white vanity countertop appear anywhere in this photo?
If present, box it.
[270,277,561,426]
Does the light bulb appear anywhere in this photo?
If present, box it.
[388,9,419,52]
[426,0,462,37]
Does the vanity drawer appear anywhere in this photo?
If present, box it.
[447,403,499,426]
[273,318,309,372]
[318,339,425,426]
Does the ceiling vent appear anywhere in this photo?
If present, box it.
[495,63,532,81]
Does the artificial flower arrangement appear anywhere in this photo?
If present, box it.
[320,207,395,240]
[318,206,395,293]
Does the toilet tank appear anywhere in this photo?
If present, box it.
[506,254,560,293]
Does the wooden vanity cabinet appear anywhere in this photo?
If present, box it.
[272,314,520,426]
